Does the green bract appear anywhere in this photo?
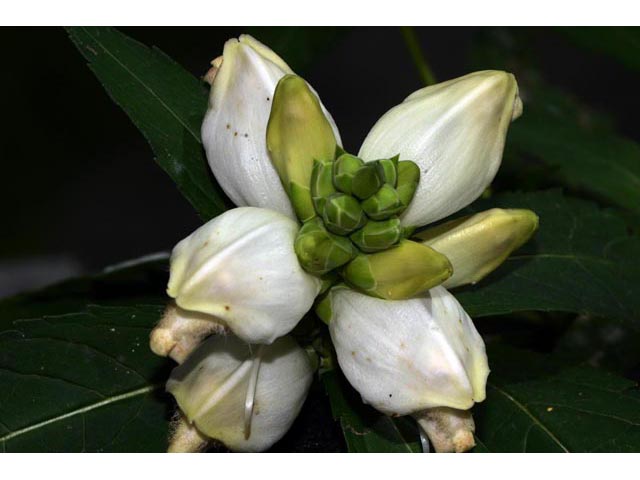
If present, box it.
[266,76,427,298]
[267,75,337,222]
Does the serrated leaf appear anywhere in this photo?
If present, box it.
[321,370,422,453]
[66,27,228,220]
[246,27,347,73]
[469,28,640,215]
[0,259,173,452]
[507,87,640,214]
[473,345,640,452]
[451,190,640,327]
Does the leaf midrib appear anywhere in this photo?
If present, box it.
[78,27,201,142]
[488,383,570,452]
[0,384,162,446]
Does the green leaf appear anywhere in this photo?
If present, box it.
[0,257,173,452]
[559,27,640,73]
[506,85,640,215]
[321,370,422,453]
[246,27,347,73]
[469,28,640,215]
[66,27,228,220]
[452,190,640,327]
[474,345,640,452]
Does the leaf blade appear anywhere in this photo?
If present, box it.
[66,26,227,220]
[0,260,173,452]
[473,346,640,452]
[321,370,422,453]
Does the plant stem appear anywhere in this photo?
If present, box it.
[400,27,437,86]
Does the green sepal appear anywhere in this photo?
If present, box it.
[351,164,383,200]
[333,153,364,195]
[350,217,402,253]
[294,217,356,275]
[315,291,333,325]
[374,155,399,187]
[311,159,336,214]
[267,74,337,223]
[342,240,453,300]
[361,184,404,220]
[322,193,367,235]
[314,283,349,325]
[396,160,420,207]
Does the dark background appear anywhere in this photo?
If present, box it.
[1,27,638,298]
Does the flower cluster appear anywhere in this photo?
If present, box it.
[149,34,538,453]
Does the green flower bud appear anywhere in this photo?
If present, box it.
[416,208,539,288]
[295,217,356,275]
[396,160,420,207]
[333,153,365,194]
[374,155,399,187]
[310,159,336,214]
[361,184,404,220]
[351,164,383,200]
[322,193,367,235]
[267,75,337,222]
[342,240,452,300]
[350,218,402,253]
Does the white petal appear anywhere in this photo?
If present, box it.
[358,71,522,227]
[329,286,488,415]
[167,334,313,452]
[168,207,321,344]
[202,35,341,218]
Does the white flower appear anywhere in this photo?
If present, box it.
[158,35,540,454]
[328,286,489,415]
[167,207,321,344]
[359,70,522,227]
[202,34,341,220]
[167,334,313,452]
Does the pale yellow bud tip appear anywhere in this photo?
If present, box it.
[512,87,523,121]
[203,55,224,85]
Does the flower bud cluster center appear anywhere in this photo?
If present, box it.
[294,147,420,276]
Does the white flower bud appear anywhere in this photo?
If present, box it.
[202,35,340,219]
[166,334,313,452]
[167,207,321,344]
[358,70,522,228]
[328,286,489,415]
